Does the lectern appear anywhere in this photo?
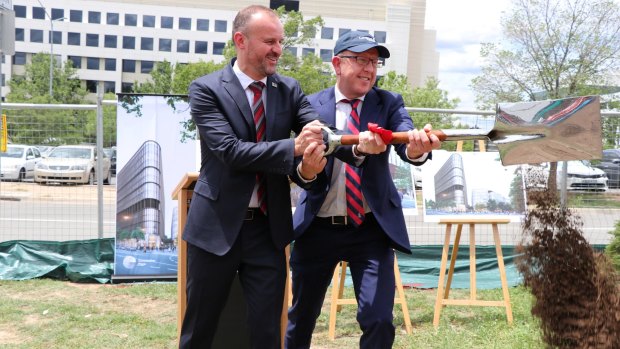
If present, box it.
[172,172,289,348]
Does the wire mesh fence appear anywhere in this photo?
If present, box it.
[0,102,618,247]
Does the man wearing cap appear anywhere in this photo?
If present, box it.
[285,31,441,349]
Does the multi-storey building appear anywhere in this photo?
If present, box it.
[1,0,438,100]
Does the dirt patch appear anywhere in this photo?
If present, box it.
[0,327,25,345]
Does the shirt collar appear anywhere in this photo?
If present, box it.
[233,60,267,89]
[334,86,366,104]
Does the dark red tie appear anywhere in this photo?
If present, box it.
[343,99,364,226]
[249,81,267,215]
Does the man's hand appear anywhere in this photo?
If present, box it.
[299,142,327,180]
[356,131,387,155]
[406,124,441,159]
[294,120,324,157]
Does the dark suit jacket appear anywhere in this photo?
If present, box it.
[184,59,319,256]
[293,87,429,253]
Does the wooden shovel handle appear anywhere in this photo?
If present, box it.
[339,130,448,145]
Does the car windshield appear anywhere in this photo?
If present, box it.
[48,148,91,159]
[0,147,24,158]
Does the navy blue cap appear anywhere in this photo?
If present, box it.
[334,31,390,58]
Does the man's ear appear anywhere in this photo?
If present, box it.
[332,56,341,75]
[233,32,245,49]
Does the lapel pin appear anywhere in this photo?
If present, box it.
[272,82,278,88]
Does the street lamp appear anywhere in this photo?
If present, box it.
[35,0,65,98]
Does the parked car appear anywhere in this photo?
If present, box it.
[593,149,620,188]
[34,145,111,185]
[0,144,42,181]
[524,160,608,192]
[103,147,117,176]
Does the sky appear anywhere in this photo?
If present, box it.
[425,0,511,110]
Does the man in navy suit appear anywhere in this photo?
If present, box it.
[285,31,442,349]
[179,5,327,349]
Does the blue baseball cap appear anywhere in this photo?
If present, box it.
[334,31,390,58]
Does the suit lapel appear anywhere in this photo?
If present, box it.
[221,62,256,139]
[359,88,382,131]
[265,76,279,140]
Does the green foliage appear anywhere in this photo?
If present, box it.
[279,53,335,95]
[604,220,620,271]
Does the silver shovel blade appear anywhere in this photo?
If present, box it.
[493,96,601,165]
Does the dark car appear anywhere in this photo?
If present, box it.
[103,147,117,176]
[594,149,620,188]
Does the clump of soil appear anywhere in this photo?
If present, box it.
[516,190,619,348]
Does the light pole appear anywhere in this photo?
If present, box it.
[36,0,64,98]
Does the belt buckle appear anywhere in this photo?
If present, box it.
[245,209,254,221]
[331,216,347,225]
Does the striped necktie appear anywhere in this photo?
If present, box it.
[249,81,267,215]
[342,99,364,226]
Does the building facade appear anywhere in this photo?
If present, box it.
[1,0,438,100]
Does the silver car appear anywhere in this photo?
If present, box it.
[0,144,42,181]
[34,145,111,185]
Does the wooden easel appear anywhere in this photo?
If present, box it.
[432,218,513,327]
[327,253,412,340]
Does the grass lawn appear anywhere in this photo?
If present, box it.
[0,279,543,349]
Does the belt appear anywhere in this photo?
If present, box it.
[244,208,263,221]
[315,213,373,226]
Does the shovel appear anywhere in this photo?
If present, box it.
[322,95,602,165]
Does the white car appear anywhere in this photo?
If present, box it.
[34,145,111,185]
[524,160,608,192]
[0,144,43,181]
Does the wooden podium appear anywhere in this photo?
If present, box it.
[172,172,289,348]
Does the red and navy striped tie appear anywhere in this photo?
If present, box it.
[343,99,364,226]
[249,81,267,215]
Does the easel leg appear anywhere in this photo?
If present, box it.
[328,262,343,340]
[433,224,452,328]
[393,254,413,334]
[469,223,477,300]
[444,224,463,300]
[492,224,513,324]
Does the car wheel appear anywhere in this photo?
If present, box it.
[18,168,26,182]
[88,170,96,185]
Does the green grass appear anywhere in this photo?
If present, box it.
[0,279,543,349]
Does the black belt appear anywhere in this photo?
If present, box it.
[244,208,264,220]
[315,213,373,226]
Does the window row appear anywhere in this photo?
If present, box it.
[14,29,225,54]
[12,53,158,75]
[12,5,227,32]
[319,27,386,44]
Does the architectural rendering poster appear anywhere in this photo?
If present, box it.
[114,95,197,278]
[422,151,526,222]
[388,147,418,216]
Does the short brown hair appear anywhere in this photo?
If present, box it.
[232,5,278,43]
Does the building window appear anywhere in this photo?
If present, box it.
[179,17,191,30]
[121,82,133,93]
[33,7,46,20]
[13,52,27,65]
[213,42,225,55]
[143,15,155,28]
[51,9,64,20]
[86,80,98,93]
[13,5,26,18]
[103,81,115,93]
[105,58,116,71]
[321,27,334,40]
[195,41,208,54]
[177,40,190,53]
[286,47,297,57]
[86,34,99,47]
[68,32,80,45]
[104,35,117,48]
[302,48,315,57]
[320,49,333,62]
[30,29,44,43]
[1,74,4,87]
[141,37,154,51]
[88,11,101,24]
[107,13,119,25]
[68,56,81,68]
[197,19,209,31]
[214,20,227,33]
[50,31,62,44]
[161,16,173,29]
[122,59,136,73]
[87,57,99,70]
[123,36,135,49]
[15,28,24,42]
[159,38,171,52]
[338,28,351,38]
[141,60,154,74]
[70,10,82,23]
[374,31,386,43]
[125,14,137,26]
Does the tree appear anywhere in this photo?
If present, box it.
[472,0,620,191]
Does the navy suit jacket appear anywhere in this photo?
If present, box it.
[293,87,429,254]
[184,59,319,256]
